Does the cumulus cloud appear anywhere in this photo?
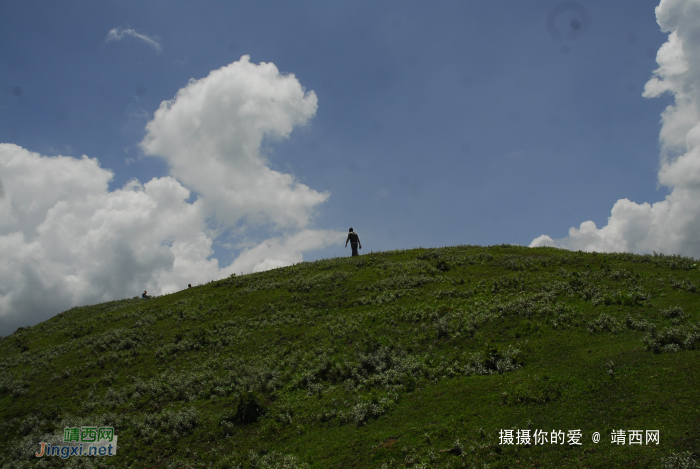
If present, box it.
[141,55,327,229]
[0,57,340,336]
[106,27,162,53]
[531,0,700,258]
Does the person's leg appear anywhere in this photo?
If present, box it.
[351,243,359,256]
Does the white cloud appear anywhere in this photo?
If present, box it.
[106,27,162,53]
[529,234,558,248]
[0,57,341,335]
[229,229,341,274]
[530,0,700,258]
[141,55,327,229]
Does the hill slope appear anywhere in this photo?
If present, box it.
[1,245,699,468]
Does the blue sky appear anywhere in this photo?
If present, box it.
[4,0,700,333]
[1,0,670,252]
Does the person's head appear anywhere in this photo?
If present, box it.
[143,290,147,294]
[349,228,353,232]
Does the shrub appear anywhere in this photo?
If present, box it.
[466,344,523,375]
[587,314,622,333]
[625,315,654,332]
[644,324,700,353]
[248,450,310,469]
[161,407,199,439]
[133,407,199,443]
[661,451,699,469]
[350,392,399,426]
[661,306,685,319]
[434,315,451,338]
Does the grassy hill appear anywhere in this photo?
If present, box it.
[1,245,699,468]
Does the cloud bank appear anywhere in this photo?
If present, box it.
[531,0,700,258]
[0,57,339,336]
[106,27,162,52]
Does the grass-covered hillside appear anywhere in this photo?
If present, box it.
[1,245,700,469]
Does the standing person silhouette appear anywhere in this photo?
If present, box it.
[345,228,361,257]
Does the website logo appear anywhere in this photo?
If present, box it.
[35,427,118,459]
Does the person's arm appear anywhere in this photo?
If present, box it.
[345,233,349,247]
[357,235,361,249]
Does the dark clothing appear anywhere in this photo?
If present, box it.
[346,232,361,257]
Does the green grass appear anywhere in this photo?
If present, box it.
[1,244,699,468]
